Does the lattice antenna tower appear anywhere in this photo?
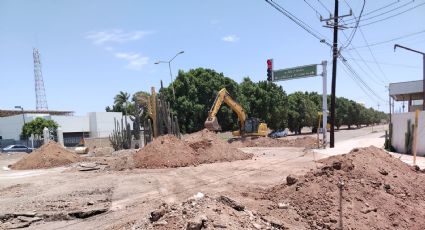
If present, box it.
[33,48,48,111]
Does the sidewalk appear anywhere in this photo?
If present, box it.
[313,130,425,169]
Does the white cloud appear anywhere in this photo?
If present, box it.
[222,35,240,42]
[115,52,149,70]
[85,30,153,45]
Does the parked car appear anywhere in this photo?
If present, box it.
[1,145,33,153]
[268,129,288,139]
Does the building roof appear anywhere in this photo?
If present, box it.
[389,80,423,101]
[0,110,74,117]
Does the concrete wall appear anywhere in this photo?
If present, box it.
[52,115,89,133]
[0,114,50,140]
[0,112,130,141]
[391,111,425,156]
[88,112,133,138]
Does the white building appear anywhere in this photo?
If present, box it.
[0,111,132,147]
[389,80,424,156]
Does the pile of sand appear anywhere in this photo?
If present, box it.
[184,129,253,164]
[87,147,114,157]
[133,131,253,169]
[256,146,425,229]
[133,135,198,168]
[11,141,81,170]
[229,136,318,148]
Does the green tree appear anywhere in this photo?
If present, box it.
[21,117,59,139]
[160,68,240,133]
[287,92,317,134]
[239,78,288,130]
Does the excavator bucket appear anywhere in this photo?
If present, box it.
[204,117,222,131]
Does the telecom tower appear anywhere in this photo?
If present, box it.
[33,48,48,111]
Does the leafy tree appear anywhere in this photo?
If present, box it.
[239,78,288,130]
[160,68,240,133]
[21,117,59,139]
[287,92,318,134]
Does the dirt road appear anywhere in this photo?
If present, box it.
[2,125,414,229]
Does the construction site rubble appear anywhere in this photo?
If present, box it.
[135,194,281,230]
[134,131,253,169]
[228,136,318,148]
[255,146,425,229]
[10,141,81,170]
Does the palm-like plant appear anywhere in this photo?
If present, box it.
[114,91,130,115]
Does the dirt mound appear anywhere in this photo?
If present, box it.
[133,131,253,169]
[133,135,198,168]
[229,136,318,148]
[87,147,114,157]
[184,129,253,163]
[11,141,81,170]
[257,146,425,229]
[135,194,278,229]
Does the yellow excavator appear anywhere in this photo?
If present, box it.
[204,88,268,137]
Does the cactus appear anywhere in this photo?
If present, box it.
[405,119,413,154]
[109,117,132,151]
[385,123,395,152]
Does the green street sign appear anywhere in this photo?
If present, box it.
[273,64,317,81]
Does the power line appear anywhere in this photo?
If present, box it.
[343,50,386,86]
[344,58,422,69]
[265,0,332,47]
[358,1,425,27]
[348,29,425,50]
[304,0,322,20]
[339,56,387,103]
[344,0,415,24]
[317,0,332,14]
[358,28,391,83]
[341,0,365,50]
[341,0,390,85]
[355,0,402,18]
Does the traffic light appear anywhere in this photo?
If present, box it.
[267,59,273,81]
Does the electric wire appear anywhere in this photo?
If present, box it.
[356,0,401,18]
[341,0,390,86]
[304,0,322,20]
[317,0,332,14]
[265,0,332,47]
[340,60,380,104]
[358,28,391,83]
[339,55,387,103]
[341,0,365,50]
[344,0,415,25]
[358,1,425,27]
[343,58,421,69]
[343,50,386,86]
[348,29,425,50]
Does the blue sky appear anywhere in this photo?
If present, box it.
[1,0,424,115]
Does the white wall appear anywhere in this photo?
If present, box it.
[51,115,89,133]
[392,111,425,156]
[0,114,50,140]
[88,112,133,138]
[0,112,131,140]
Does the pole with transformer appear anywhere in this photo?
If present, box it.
[320,0,352,148]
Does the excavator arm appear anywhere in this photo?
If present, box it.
[204,88,247,131]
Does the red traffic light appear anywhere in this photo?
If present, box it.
[267,59,272,69]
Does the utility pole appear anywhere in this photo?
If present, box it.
[321,0,351,148]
